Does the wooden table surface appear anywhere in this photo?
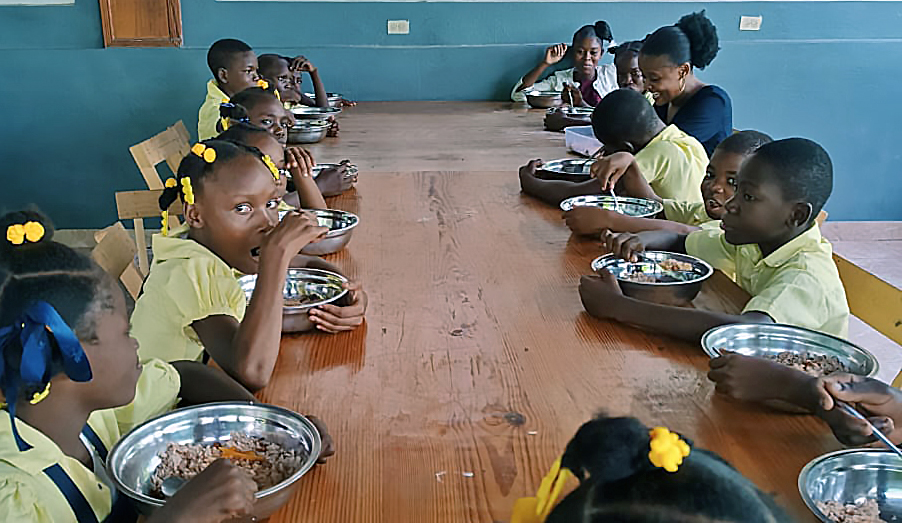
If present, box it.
[258,170,841,522]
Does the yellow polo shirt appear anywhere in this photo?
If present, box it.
[111,358,180,435]
[662,199,712,227]
[198,80,229,141]
[131,224,247,365]
[686,224,849,338]
[0,410,119,522]
[634,125,707,203]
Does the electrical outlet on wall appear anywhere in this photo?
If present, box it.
[739,16,762,31]
[388,20,410,35]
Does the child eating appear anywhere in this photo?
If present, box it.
[580,137,848,340]
[130,140,367,392]
[258,54,329,108]
[198,39,261,141]
[564,130,773,237]
[520,88,707,206]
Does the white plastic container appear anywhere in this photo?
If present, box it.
[565,126,602,157]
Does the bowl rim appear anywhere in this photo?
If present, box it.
[239,268,350,311]
[106,401,323,506]
[559,195,664,216]
[289,106,341,115]
[540,158,595,175]
[303,208,360,237]
[798,448,900,522]
[591,251,714,287]
[290,120,331,129]
[699,323,879,377]
[524,88,562,97]
[303,92,342,99]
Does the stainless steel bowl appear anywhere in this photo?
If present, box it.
[540,158,595,178]
[799,449,902,522]
[547,106,593,118]
[298,208,359,255]
[591,251,714,305]
[107,402,322,519]
[524,89,562,109]
[239,268,349,332]
[287,121,330,144]
[560,195,664,217]
[701,323,878,377]
[311,163,358,180]
[304,92,343,109]
[290,106,342,119]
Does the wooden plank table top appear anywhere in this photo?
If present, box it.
[303,101,570,172]
[257,171,840,523]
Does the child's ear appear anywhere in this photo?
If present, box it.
[216,67,229,85]
[678,62,691,79]
[184,203,204,228]
[788,202,813,228]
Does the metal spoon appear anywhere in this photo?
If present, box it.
[837,402,902,459]
[161,476,186,498]
[609,187,624,214]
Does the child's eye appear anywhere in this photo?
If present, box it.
[235,203,252,213]
[727,177,737,188]
[743,192,755,202]
[261,119,273,126]
[704,172,715,180]
[266,199,280,209]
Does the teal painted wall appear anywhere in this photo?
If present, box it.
[1,1,900,227]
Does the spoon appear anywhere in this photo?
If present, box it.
[609,187,624,214]
[161,476,186,498]
[837,401,902,459]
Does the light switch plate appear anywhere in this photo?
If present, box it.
[388,20,410,35]
[739,16,762,31]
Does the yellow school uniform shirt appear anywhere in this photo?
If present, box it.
[131,224,247,365]
[111,358,180,435]
[685,223,849,339]
[198,80,229,141]
[0,410,119,522]
[662,199,712,227]
[634,125,707,203]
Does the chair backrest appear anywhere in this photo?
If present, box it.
[833,253,902,348]
[816,210,828,227]
[129,121,191,190]
[115,189,183,275]
[91,222,144,300]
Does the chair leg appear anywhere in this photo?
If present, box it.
[135,219,149,276]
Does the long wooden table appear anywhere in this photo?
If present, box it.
[258,170,841,522]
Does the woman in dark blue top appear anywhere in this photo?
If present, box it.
[639,11,732,157]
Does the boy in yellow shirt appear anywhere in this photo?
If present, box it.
[519,88,707,207]
[197,39,262,140]
[580,137,848,339]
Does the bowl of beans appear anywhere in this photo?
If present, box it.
[559,195,664,217]
[239,268,349,333]
[591,251,714,305]
[799,449,902,522]
[107,402,322,519]
[701,323,878,378]
[279,209,359,256]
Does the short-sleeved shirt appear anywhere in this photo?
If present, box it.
[662,199,712,227]
[511,65,618,105]
[198,80,229,141]
[656,85,732,157]
[131,224,247,364]
[634,125,707,204]
[111,358,180,435]
[686,224,849,338]
[0,410,120,522]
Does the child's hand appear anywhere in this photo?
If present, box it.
[151,459,257,523]
[263,210,327,261]
[814,374,902,445]
[340,98,357,107]
[544,44,568,66]
[562,83,583,107]
[327,119,340,137]
[708,352,813,405]
[305,414,336,463]
[543,109,571,132]
[579,271,623,319]
[564,206,613,236]
[316,163,354,197]
[591,152,636,191]
[308,281,367,333]
[603,230,645,262]
[286,147,315,179]
[290,56,317,73]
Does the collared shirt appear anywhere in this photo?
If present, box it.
[511,65,618,104]
[198,80,229,141]
[131,224,247,364]
[686,224,850,338]
[634,125,707,203]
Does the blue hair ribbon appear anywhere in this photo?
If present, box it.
[0,301,92,450]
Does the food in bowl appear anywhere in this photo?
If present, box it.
[620,258,703,283]
[149,432,307,499]
[816,499,885,522]
[764,352,851,377]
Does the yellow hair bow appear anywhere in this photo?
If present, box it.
[164,177,177,188]
[191,142,216,163]
[180,177,195,205]
[262,155,279,180]
[257,79,269,90]
[29,383,50,405]
[161,210,170,236]
[511,457,573,523]
[6,221,45,245]
[648,427,691,473]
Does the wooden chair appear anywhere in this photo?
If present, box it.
[129,121,191,190]
[91,222,144,300]
[115,189,183,275]
[834,254,902,347]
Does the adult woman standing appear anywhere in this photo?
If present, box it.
[640,11,732,156]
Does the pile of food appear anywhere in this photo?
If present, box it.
[150,433,307,498]
[765,351,851,377]
[817,499,886,522]
[621,259,697,283]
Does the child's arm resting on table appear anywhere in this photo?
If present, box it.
[170,361,256,404]
[519,160,604,207]
[192,212,326,392]
[289,256,368,333]
[564,207,697,236]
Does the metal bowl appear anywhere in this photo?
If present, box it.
[560,195,664,217]
[290,106,341,119]
[701,323,878,377]
[304,92,343,109]
[799,449,902,522]
[107,402,322,519]
[547,106,593,118]
[591,251,714,305]
[239,268,348,332]
[524,89,562,109]
[311,163,358,180]
[297,208,359,255]
[539,158,595,179]
[287,121,330,144]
